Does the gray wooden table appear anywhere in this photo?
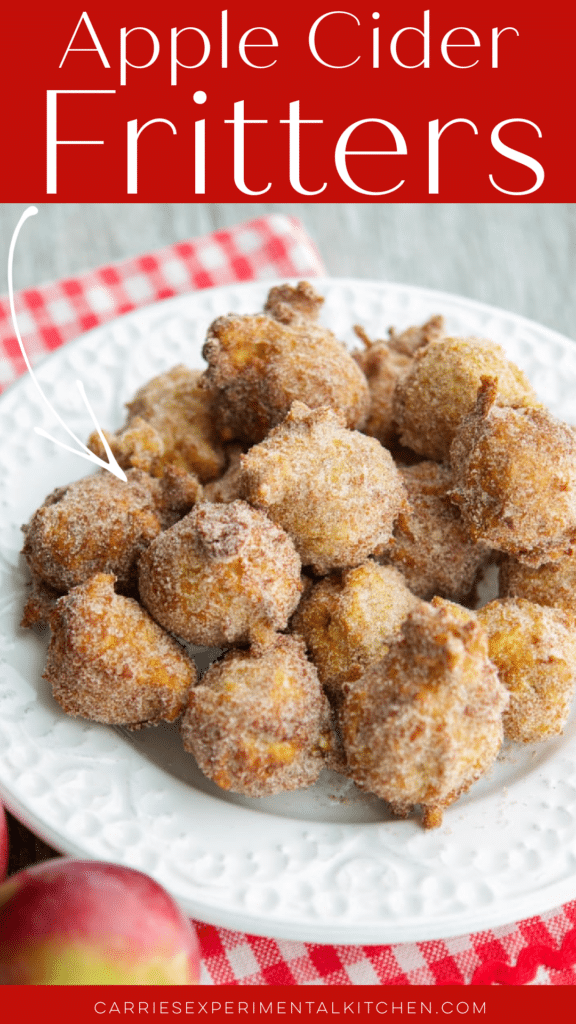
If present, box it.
[1,203,574,339]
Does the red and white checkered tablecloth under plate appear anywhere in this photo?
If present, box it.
[2,213,575,986]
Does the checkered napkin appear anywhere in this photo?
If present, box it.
[2,212,575,986]
[0,214,323,391]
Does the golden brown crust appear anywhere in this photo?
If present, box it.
[20,573,61,628]
[239,402,408,575]
[263,280,324,325]
[203,445,244,504]
[45,574,196,728]
[353,338,411,446]
[155,465,204,526]
[22,469,162,594]
[201,283,370,444]
[352,316,445,447]
[340,601,508,827]
[379,461,490,602]
[138,500,303,648]
[394,336,539,461]
[499,551,576,613]
[477,597,576,743]
[291,561,419,704]
[88,365,226,483]
[387,315,445,357]
[180,634,333,796]
[449,380,576,566]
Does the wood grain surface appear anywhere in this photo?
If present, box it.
[1,203,575,336]
[1,200,574,874]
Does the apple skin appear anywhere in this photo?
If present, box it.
[0,802,7,882]
[0,858,201,984]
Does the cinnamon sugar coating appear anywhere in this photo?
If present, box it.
[22,469,162,594]
[138,500,302,648]
[340,601,508,828]
[180,635,333,796]
[201,282,369,444]
[263,280,325,325]
[477,598,576,743]
[394,336,539,461]
[239,402,407,575]
[379,461,489,601]
[45,574,196,728]
[203,445,244,504]
[387,315,446,357]
[499,551,576,613]
[88,365,226,483]
[353,316,444,446]
[449,380,576,566]
[20,573,61,628]
[291,561,419,705]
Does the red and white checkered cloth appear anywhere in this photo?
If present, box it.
[2,212,576,986]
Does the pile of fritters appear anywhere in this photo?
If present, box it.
[21,281,576,823]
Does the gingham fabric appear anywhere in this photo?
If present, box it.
[0,214,324,391]
[195,904,576,986]
[2,212,575,987]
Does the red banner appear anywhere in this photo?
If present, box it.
[0,985,575,1019]
[1,2,574,201]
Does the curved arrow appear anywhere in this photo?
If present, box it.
[8,206,127,482]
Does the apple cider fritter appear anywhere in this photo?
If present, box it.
[379,461,490,602]
[499,551,576,613]
[340,601,508,828]
[201,282,369,444]
[45,574,196,728]
[291,561,420,706]
[394,335,539,461]
[477,598,576,743]
[88,365,226,483]
[180,635,333,797]
[352,316,444,446]
[450,379,576,566]
[138,500,302,648]
[22,469,162,596]
[239,402,407,575]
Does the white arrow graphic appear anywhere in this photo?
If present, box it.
[8,206,127,482]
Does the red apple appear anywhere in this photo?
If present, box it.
[0,802,7,882]
[0,858,200,984]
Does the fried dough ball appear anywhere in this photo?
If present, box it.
[394,335,539,461]
[138,500,302,648]
[181,635,332,796]
[20,574,61,629]
[477,598,576,743]
[22,469,162,595]
[340,601,508,828]
[352,316,444,446]
[203,445,244,504]
[201,283,370,444]
[352,335,411,447]
[263,280,324,324]
[379,461,489,602]
[387,315,446,357]
[88,365,226,483]
[45,574,196,728]
[499,551,576,613]
[239,402,408,575]
[449,379,576,566]
[154,464,204,526]
[291,561,419,705]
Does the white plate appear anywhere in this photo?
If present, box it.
[2,278,576,945]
